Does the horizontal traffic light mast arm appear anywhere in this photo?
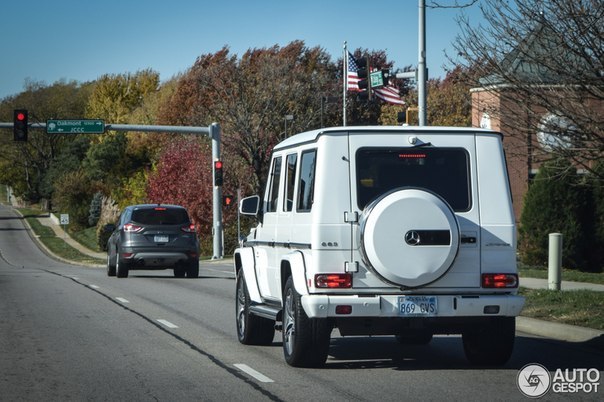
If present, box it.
[106,124,212,135]
[0,122,215,136]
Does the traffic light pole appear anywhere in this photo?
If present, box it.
[1,120,225,259]
[209,123,223,259]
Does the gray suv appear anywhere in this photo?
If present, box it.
[106,204,200,278]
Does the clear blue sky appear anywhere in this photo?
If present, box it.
[0,0,484,99]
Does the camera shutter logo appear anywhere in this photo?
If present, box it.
[517,363,551,398]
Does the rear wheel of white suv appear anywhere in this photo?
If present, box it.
[282,277,331,367]
[462,317,515,366]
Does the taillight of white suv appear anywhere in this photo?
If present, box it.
[481,273,518,288]
[315,273,352,288]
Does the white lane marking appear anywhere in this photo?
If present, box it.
[90,285,100,289]
[234,364,274,383]
[115,297,129,303]
[157,319,179,329]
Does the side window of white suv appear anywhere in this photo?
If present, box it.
[297,149,316,212]
[284,153,298,212]
[266,156,282,213]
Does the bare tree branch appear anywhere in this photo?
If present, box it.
[427,0,479,8]
[453,0,604,179]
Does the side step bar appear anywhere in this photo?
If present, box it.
[249,304,281,321]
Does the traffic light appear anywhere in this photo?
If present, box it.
[223,195,234,207]
[356,56,371,101]
[214,160,223,186]
[13,109,28,141]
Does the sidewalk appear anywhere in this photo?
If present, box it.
[520,277,604,292]
[34,213,106,263]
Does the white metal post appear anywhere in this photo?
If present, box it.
[548,233,563,290]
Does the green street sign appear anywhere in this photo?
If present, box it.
[46,119,105,134]
[370,71,384,88]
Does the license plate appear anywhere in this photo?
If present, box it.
[398,296,437,316]
[154,235,169,243]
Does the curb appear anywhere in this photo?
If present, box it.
[517,316,604,344]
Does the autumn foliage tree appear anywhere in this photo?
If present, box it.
[427,66,473,126]
[146,137,215,251]
[0,80,92,202]
[159,41,340,196]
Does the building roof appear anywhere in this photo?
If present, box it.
[479,18,590,87]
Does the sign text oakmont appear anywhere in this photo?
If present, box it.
[46,119,105,134]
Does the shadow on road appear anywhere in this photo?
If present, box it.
[306,335,604,371]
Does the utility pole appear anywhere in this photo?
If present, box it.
[418,0,427,126]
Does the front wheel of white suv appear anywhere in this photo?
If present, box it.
[282,277,332,367]
[235,270,275,345]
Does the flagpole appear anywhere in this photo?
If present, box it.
[343,41,347,127]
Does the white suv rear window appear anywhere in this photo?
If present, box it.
[356,148,471,211]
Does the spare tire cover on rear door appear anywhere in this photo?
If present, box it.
[360,188,460,287]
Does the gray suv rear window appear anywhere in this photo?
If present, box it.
[131,207,190,225]
[356,148,471,211]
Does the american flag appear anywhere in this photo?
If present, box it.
[373,86,406,105]
[347,51,405,106]
[347,52,361,91]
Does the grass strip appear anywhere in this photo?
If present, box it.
[19,207,104,265]
[519,287,604,330]
[519,266,604,285]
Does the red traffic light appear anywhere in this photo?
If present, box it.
[214,160,224,186]
[223,195,234,206]
[13,109,28,141]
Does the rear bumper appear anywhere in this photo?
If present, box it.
[301,293,525,319]
[121,250,197,268]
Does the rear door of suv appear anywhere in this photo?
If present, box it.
[348,129,481,290]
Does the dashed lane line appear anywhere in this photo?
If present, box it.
[234,364,275,383]
[37,270,283,401]
[157,319,179,329]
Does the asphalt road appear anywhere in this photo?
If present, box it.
[1,204,603,401]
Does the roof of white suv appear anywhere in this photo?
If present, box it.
[273,125,500,151]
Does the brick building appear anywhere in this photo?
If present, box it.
[470,21,603,221]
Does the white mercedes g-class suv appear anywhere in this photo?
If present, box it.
[234,126,524,367]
